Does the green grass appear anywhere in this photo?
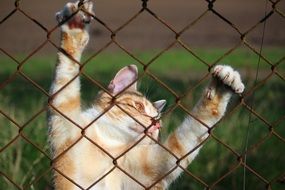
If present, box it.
[0,48,284,189]
[1,48,284,77]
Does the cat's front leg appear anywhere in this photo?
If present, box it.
[55,0,94,59]
[48,2,94,189]
[197,65,245,124]
[50,0,94,117]
[160,65,245,186]
[49,0,95,154]
[186,65,245,142]
[49,1,94,147]
[206,65,245,100]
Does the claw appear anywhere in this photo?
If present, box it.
[223,73,230,81]
[212,65,245,94]
[212,66,223,77]
[206,89,212,100]
[56,0,94,29]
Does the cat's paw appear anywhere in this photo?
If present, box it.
[212,65,245,94]
[56,0,94,30]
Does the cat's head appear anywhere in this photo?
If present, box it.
[97,65,166,142]
[56,0,94,54]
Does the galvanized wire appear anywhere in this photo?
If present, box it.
[0,0,284,189]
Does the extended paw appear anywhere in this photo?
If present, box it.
[56,0,94,29]
[211,65,245,94]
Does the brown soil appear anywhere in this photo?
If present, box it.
[0,0,284,55]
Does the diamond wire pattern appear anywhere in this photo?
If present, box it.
[0,0,284,189]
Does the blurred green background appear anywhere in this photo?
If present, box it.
[1,0,285,189]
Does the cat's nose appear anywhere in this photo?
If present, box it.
[155,122,161,129]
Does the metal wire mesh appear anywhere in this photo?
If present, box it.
[0,0,284,189]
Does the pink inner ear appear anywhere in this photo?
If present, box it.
[154,100,166,112]
[108,65,138,94]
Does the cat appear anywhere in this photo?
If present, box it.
[48,1,245,189]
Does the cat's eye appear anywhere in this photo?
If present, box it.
[135,102,145,113]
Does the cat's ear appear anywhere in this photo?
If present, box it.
[108,65,138,95]
[154,100,166,112]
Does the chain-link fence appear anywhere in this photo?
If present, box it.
[0,0,284,189]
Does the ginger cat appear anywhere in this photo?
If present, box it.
[48,1,245,189]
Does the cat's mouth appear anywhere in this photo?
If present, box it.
[132,120,161,136]
[147,121,161,134]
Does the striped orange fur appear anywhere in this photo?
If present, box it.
[48,1,245,189]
